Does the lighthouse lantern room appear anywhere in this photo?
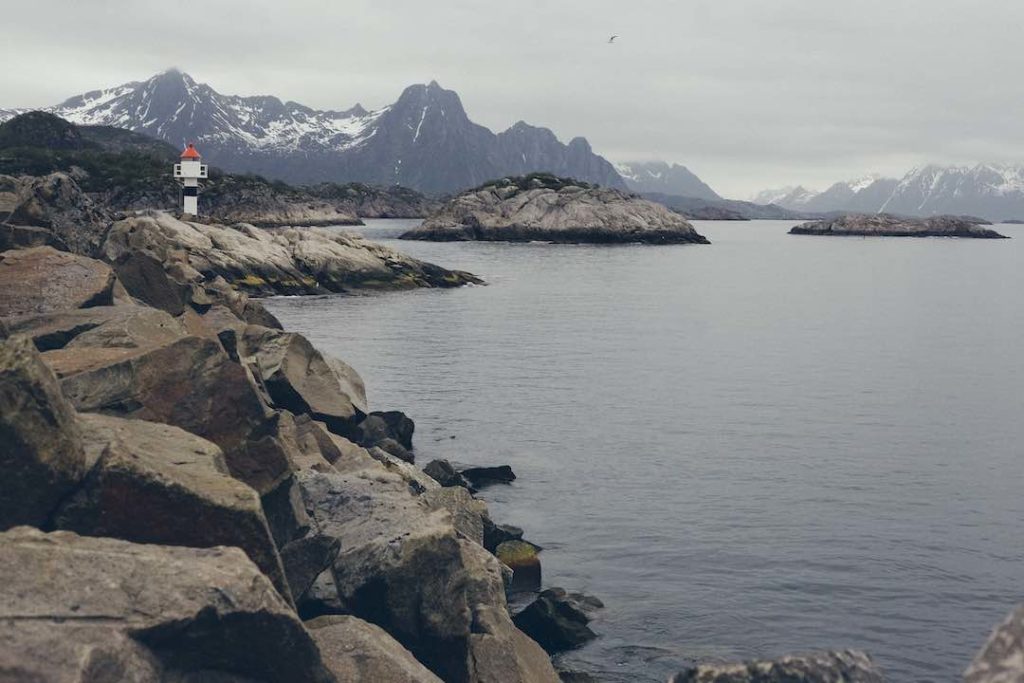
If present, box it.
[173,143,208,215]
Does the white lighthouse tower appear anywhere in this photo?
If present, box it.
[173,142,208,216]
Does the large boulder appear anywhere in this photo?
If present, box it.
[306,615,443,683]
[5,304,184,353]
[57,334,293,494]
[965,605,1024,683]
[298,467,558,682]
[242,325,365,434]
[423,485,489,547]
[53,413,292,604]
[110,249,193,316]
[460,464,517,489]
[0,335,86,529]
[424,458,473,489]
[0,246,122,317]
[668,651,884,683]
[0,527,333,682]
[512,588,601,654]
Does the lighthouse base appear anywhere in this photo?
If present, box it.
[183,195,198,216]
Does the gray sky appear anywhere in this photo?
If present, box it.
[4,0,1024,198]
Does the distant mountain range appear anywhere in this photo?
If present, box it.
[0,69,625,196]
[754,166,1024,221]
[614,161,721,200]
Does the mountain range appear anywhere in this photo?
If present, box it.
[614,161,721,200]
[754,166,1024,221]
[0,69,625,196]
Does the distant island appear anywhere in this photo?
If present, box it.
[400,174,710,245]
[789,214,1009,238]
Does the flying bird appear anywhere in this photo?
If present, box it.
[608,35,618,43]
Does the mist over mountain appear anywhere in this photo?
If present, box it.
[755,166,1024,221]
[614,161,720,200]
[0,69,626,196]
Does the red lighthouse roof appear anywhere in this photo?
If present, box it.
[180,143,201,159]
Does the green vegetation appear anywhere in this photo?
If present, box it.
[472,172,594,194]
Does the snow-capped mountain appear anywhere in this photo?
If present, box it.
[753,166,1024,220]
[0,69,625,195]
[750,185,819,209]
[613,161,720,200]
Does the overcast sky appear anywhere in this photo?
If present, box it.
[4,0,1024,197]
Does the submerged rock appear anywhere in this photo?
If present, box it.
[965,604,1024,683]
[401,175,710,244]
[497,539,543,592]
[789,214,1009,238]
[0,335,86,529]
[424,458,473,489]
[0,526,333,682]
[668,650,884,683]
[512,588,602,654]
[461,464,517,488]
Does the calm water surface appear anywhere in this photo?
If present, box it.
[266,220,1024,682]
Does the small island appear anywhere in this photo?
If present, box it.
[400,173,710,245]
[789,214,1009,238]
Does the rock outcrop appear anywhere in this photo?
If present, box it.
[668,651,884,683]
[965,604,1024,683]
[789,214,1009,238]
[104,211,480,296]
[0,526,333,682]
[401,175,710,245]
[0,172,113,255]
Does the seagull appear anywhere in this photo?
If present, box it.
[608,35,618,43]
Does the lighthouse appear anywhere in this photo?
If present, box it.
[173,143,208,215]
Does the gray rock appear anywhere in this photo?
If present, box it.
[789,214,1009,238]
[402,178,710,245]
[53,412,292,604]
[243,325,364,435]
[512,588,601,654]
[0,526,333,682]
[102,211,480,297]
[306,615,443,683]
[483,519,525,553]
[58,335,293,494]
[423,485,489,546]
[424,458,472,489]
[965,604,1024,683]
[0,335,86,529]
[461,464,517,488]
[297,466,558,682]
[6,304,185,353]
[0,172,113,256]
[111,250,192,315]
[669,650,884,683]
[0,246,121,317]
[281,533,341,603]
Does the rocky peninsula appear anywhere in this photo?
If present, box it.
[789,213,1009,238]
[400,174,710,244]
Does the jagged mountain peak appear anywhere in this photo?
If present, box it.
[616,160,721,201]
[1,70,627,195]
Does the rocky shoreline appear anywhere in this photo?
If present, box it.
[1,164,1021,680]
[789,213,1010,238]
[401,174,710,245]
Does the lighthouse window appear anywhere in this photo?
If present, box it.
[183,187,198,197]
